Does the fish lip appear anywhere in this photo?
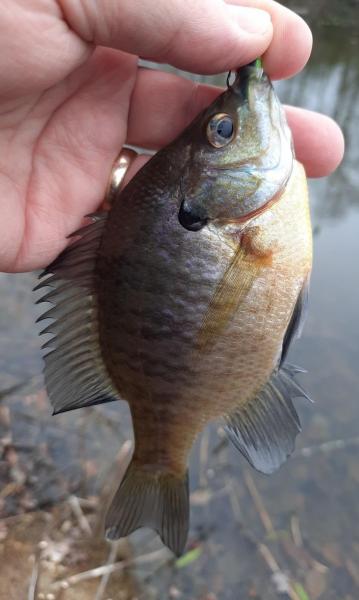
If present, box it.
[229,60,266,99]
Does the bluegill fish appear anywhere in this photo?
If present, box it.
[36,61,312,556]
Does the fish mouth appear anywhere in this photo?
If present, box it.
[178,200,208,231]
[228,59,265,101]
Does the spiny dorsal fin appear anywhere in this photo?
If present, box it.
[225,364,311,474]
[105,462,189,556]
[35,213,119,414]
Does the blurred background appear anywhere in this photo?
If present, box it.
[1,1,358,598]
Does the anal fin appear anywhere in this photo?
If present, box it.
[225,364,311,474]
[35,213,119,414]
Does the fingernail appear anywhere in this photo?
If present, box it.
[228,5,272,35]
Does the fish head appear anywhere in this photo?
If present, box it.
[178,61,294,231]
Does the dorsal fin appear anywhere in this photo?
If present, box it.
[35,213,119,414]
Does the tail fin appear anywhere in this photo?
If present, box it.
[105,461,189,556]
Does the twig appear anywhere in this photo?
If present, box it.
[225,476,243,523]
[0,381,27,400]
[258,542,281,573]
[190,482,231,507]
[258,543,302,600]
[0,481,23,498]
[345,558,359,587]
[94,439,133,535]
[297,435,359,458]
[227,473,307,600]
[51,548,170,591]
[27,557,40,600]
[226,485,302,600]
[243,471,275,536]
[68,495,92,536]
[286,515,328,573]
[290,515,303,547]
[95,541,120,600]
[76,497,98,510]
[116,439,133,468]
[199,429,210,488]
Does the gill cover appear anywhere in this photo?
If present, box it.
[178,61,294,229]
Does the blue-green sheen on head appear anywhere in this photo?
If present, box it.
[178,62,294,231]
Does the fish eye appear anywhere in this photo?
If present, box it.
[206,113,235,148]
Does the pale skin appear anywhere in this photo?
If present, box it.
[0,0,344,273]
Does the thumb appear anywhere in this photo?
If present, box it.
[60,0,273,73]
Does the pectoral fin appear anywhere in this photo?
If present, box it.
[225,364,311,474]
[197,244,260,350]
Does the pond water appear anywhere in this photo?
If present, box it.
[1,3,358,599]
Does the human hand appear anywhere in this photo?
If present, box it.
[0,0,344,273]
